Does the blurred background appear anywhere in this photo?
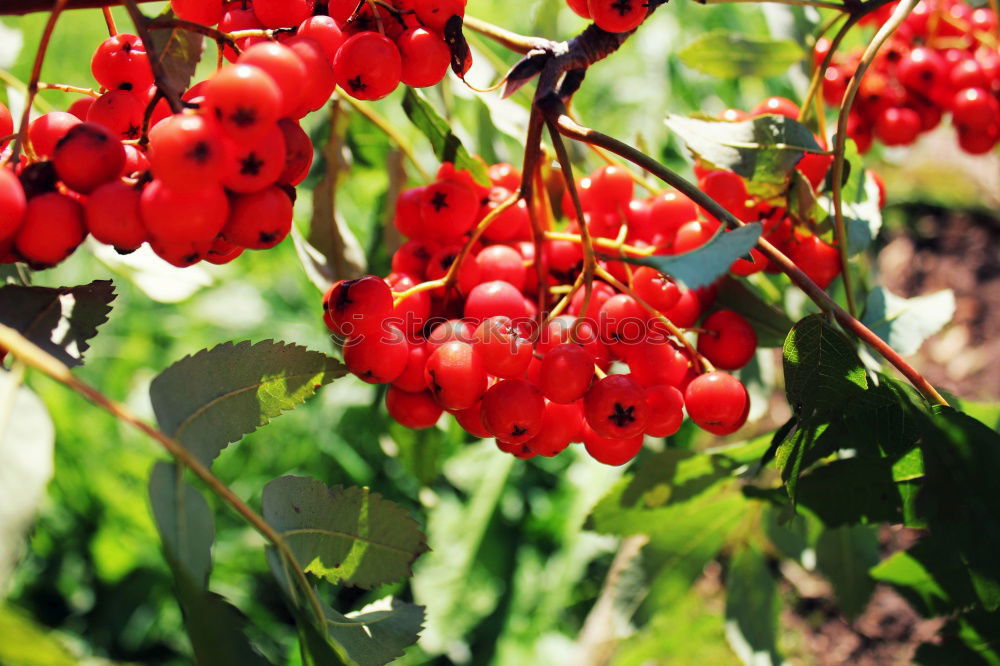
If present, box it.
[0,1,997,664]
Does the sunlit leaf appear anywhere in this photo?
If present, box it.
[862,288,955,357]
[678,31,805,79]
[402,88,490,186]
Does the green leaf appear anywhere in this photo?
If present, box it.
[665,114,822,192]
[861,288,955,357]
[401,88,490,186]
[870,539,979,617]
[793,458,920,526]
[782,314,867,415]
[325,598,425,666]
[618,224,761,290]
[0,280,115,367]
[915,610,1000,665]
[715,278,794,348]
[149,340,345,466]
[678,30,806,79]
[149,463,272,666]
[815,525,879,619]
[0,371,54,589]
[0,605,78,666]
[149,8,204,96]
[262,476,428,589]
[724,544,782,666]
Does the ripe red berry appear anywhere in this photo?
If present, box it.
[222,124,286,193]
[0,168,27,244]
[473,316,534,378]
[238,41,308,117]
[424,340,487,410]
[874,107,921,145]
[84,180,146,252]
[398,28,451,88]
[526,400,584,457]
[170,0,224,25]
[589,165,634,212]
[333,32,403,101]
[897,46,947,93]
[139,179,230,244]
[323,275,394,336]
[52,122,126,194]
[684,371,749,436]
[540,343,595,404]
[205,235,243,265]
[386,386,443,429]
[789,234,841,289]
[632,266,680,312]
[413,0,466,31]
[623,335,689,388]
[284,36,338,117]
[392,340,432,392]
[148,113,230,190]
[566,0,591,18]
[388,272,431,335]
[252,0,313,28]
[276,119,314,186]
[85,89,144,141]
[14,192,87,268]
[0,100,12,147]
[582,423,643,466]
[204,64,283,141]
[598,293,646,343]
[91,34,153,92]
[751,96,800,118]
[297,15,346,60]
[588,0,647,33]
[219,3,265,62]
[223,186,293,250]
[465,280,529,324]
[344,324,409,384]
[419,179,479,240]
[697,310,757,370]
[643,385,685,437]
[952,88,1000,129]
[584,374,649,440]
[28,112,81,159]
[481,378,545,444]
[453,398,492,438]
[427,318,476,352]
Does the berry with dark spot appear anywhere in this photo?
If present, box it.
[204,64,283,141]
[222,186,294,250]
[583,374,649,439]
[481,378,545,445]
[332,32,402,102]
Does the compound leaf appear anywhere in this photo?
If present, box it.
[402,88,489,186]
[678,30,805,79]
[783,314,867,415]
[620,224,761,290]
[149,340,345,466]
[325,598,425,666]
[262,476,428,590]
[149,8,204,96]
[862,288,955,357]
[0,280,115,367]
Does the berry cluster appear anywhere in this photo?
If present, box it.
[820,0,1000,154]
[565,0,653,33]
[176,0,468,100]
[322,160,765,466]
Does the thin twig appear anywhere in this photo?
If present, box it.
[0,323,329,626]
[102,6,117,35]
[830,0,919,317]
[555,115,949,406]
[462,15,542,55]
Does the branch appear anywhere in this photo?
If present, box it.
[0,323,328,626]
[0,0,157,14]
[554,115,949,407]
[462,15,543,55]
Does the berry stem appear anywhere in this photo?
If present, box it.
[700,0,850,10]
[102,5,117,36]
[555,114,950,407]
[6,0,69,166]
[543,231,655,256]
[462,15,544,55]
[830,0,919,318]
[122,0,183,113]
[0,322,329,628]
[38,82,101,97]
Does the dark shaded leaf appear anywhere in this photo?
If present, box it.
[0,280,115,367]
[401,88,490,186]
[782,314,867,415]
[325,598,425,666]
[815,525,879,619]
[871,538,979,617]
[149,9,204,96]
[715,278,794,348]
[665,114,822,192]
[725,544,783,665]
[149,463,272,665]
[149,340,345,466]
[678,30,805,79]
[618,223,761,290]
[262,476,428,589]
[915,610,1000,665]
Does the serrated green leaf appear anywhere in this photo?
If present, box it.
[0,280,115,367]
[665,114,821,190]
[715,278,794,348]
[149,463,272,666]
[618,224,761,290]
[815,525,879,619]
[150,8,204,96]
[325,598,425,666]
[870,539,978,617]
[783,315,867,415]
[401,88,490,186]
[724,544,782,666]
[861,288,955,357]
[262,476,427,590]
[678,30,805,79]
[792,458,919,526]
[149,340,345,466]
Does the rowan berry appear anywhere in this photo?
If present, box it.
[684,371,749,436]
[344,324,409,384]
[481,378,545,444]
[386,386,443,429]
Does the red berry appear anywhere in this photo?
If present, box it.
[238,41,308,117]
[84,180,146,252]
[0,168,27,244]
[588,0,647,33]
[584,374,648,439]
[481,378,545,444]
[751,96,800,118]
[684,371,749,435]
[150,236,212,267]
[204,64,283,141]
[473,316,534,378]
[789,234,841,289]
[644,385,685,437]
[323,275,394,336]
[632,266,680,311]
[598,293,646,343]
[589,165,634,213]
[66,98,94,121]
[582,423,643,466]
[897,46,946,93]
[344,324,409,384]
[427,318,476,352]
[413,0,466,31]
[86,89,145,141]
[697,310,757,370]
[223,186,293,250]
[148,113,230,191]
[333,32,402,101]
[398,28,451,88]
[171,0,225,25]
[465,280,529,324]
[14,192,86,268]
[419,179,479,240]
[253,0,313,28]
[874,107,921,146]
[205,235,243,265]
[52,123,125,194]
[540,343,595,404]
[222,124,286,193]
[951,88,1000,129]
[393,340,432,392]
[424,340,487,410]
[276,118,313,186]
[219,3,265,62]
[452,399,492,438]
[139,179,229,244]
[91,34,153,92]
[386,387,443,429]
[566,0,591,18]
[285,37,338,116]
[0,100,12,147]
[387,272,431,335]
[526,400,584,457]
[623,335,689,388]
[297,15,346,60]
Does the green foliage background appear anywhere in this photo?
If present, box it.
[1,1,998,665]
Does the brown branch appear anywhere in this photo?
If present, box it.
[554,115,949,407]
[1,0,157,15]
